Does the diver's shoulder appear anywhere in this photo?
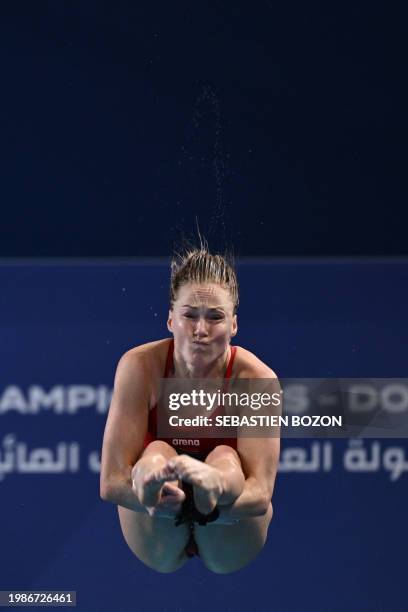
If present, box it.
[125,338,171,356]
[118,338,171,371]
[233,345,279,379]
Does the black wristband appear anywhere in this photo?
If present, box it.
[174,482,220,527]
[192,505,220,526]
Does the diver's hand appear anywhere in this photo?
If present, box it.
[145,482,185,520]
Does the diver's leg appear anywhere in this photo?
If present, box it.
[193,503,273,573]
[118,441,190,573]
[197,443,272,573]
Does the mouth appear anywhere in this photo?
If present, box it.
[192,341,209,346]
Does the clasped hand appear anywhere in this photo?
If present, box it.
[145,482,185,519]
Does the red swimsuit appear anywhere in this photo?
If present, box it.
[142,339,238,558]
[142,338,238,459]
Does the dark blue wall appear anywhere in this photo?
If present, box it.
[0,259,406,611]
[1,2,405,257]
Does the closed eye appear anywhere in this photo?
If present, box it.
[183,313,224,321]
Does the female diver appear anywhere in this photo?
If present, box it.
[100,247,280,573]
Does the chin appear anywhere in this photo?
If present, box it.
[190,347,209,357]
[190,347,213,360]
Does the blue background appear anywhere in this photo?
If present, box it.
[1,2,406,609]
[1,260,407,611]
[1,1,406,257]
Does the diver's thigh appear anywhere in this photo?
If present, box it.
[194,503,273,574]
[118,506,190,573]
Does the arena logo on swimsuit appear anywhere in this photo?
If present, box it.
[172,439,200,447]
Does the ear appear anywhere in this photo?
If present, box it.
[230,314,238,338]
[167,309,173,334]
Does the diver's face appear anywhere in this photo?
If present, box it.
[167,283,237,363]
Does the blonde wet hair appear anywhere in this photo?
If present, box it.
[170,244,239,314]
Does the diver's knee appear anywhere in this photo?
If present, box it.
[141,440,178,459]
[205,444,241,466]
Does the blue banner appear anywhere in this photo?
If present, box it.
[1,259,407,611]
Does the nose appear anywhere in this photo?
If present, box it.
[193,317,209,338]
